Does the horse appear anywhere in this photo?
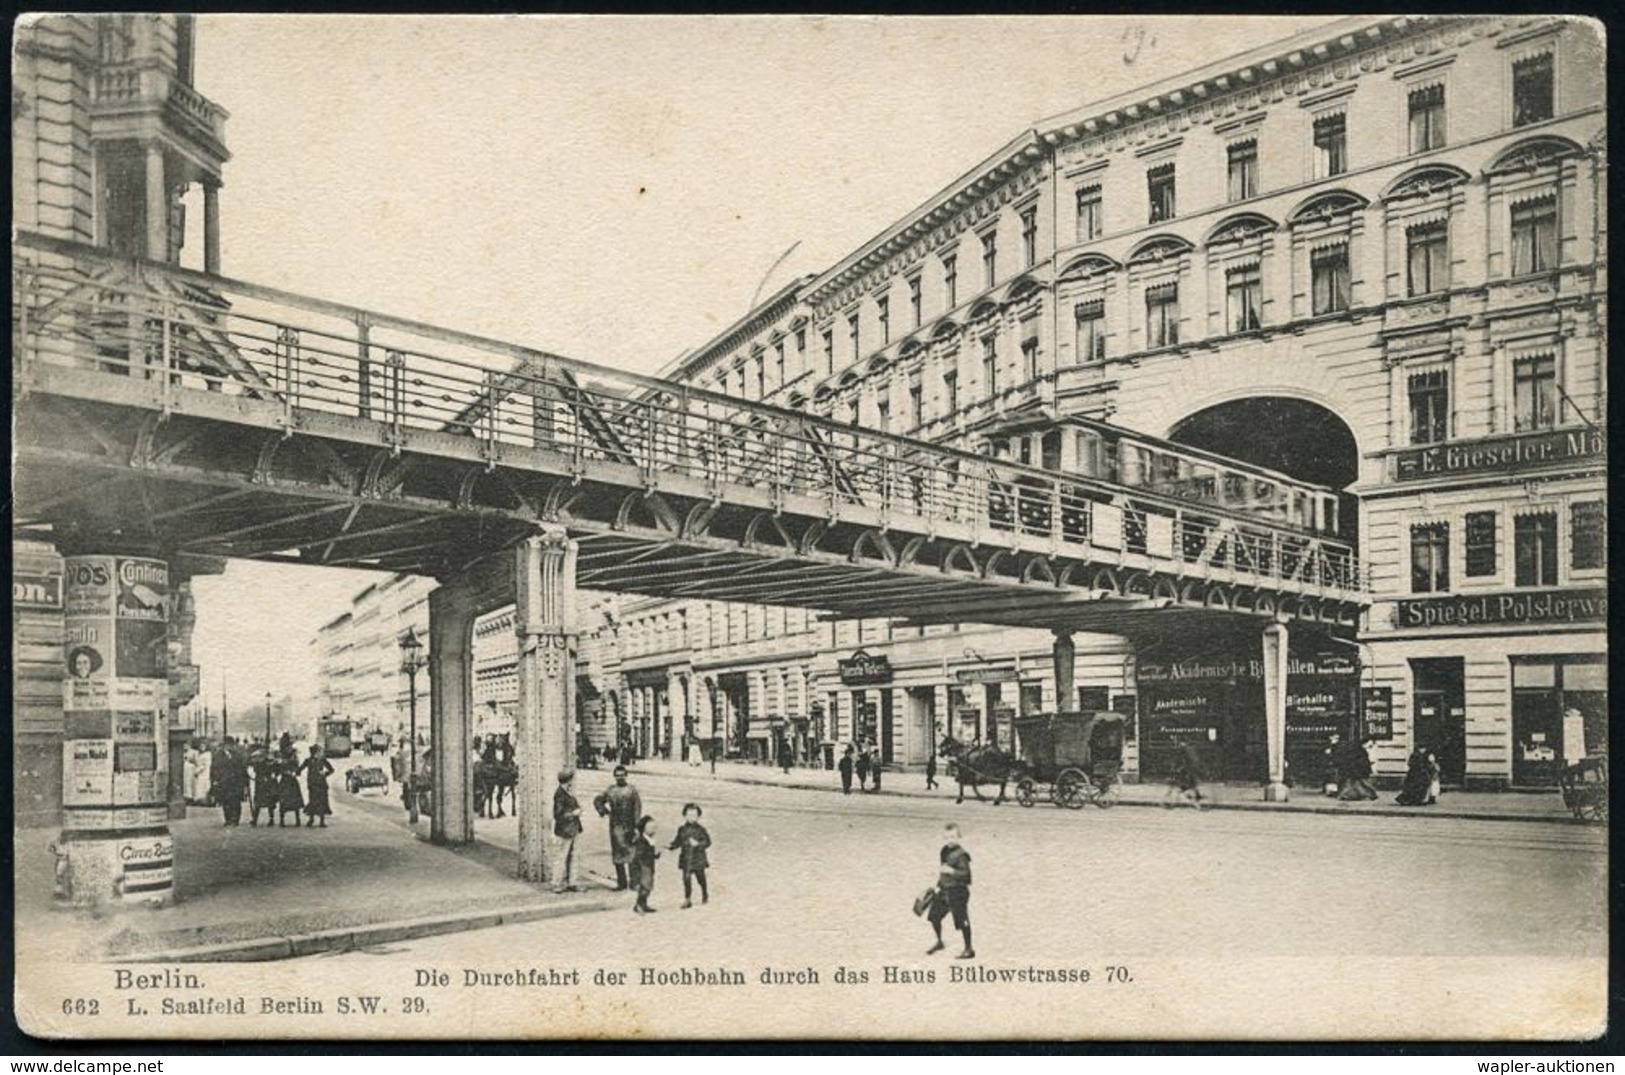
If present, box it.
[475,734,518,819]
[938,736,1026,805]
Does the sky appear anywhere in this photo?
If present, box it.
[179,14,1339,710]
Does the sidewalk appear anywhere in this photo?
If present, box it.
[16,791,619,965]
[625,756,1577,824]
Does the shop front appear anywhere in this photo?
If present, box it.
[1384,587,1608,787]
[837,650,893,759]
[1137,642,1358,785]
[1511,654,1606,787]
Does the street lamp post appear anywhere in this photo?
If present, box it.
[399,626,426,825]
[264,692,272,745]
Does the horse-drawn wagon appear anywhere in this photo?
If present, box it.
[938,710,1126,807]
[1010,711,1126,810]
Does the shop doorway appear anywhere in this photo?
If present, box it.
[717,672,750,757]
[1411,658,1466,785]
[879,691,895,764]
[905,688,935,764]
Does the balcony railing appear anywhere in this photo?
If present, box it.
[13,233,1370,599]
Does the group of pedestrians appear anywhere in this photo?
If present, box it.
[204,732,334,829]
[549,764,716,914]
[837,741,885,794]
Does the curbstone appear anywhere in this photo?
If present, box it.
[129,895,620,964]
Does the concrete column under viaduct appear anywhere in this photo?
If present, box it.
[428,580,476,846]
[513,527,579,883]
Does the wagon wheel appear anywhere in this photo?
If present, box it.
[1092,776,1119,810]
[1579,796,1607,823]
[1054,768,1089,810]
[1015,778,1037,808]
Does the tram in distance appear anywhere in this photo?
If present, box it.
[317,718,355,759]
[981,414,1345,545]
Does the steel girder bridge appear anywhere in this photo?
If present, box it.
[13,234,1367,637]
[13,235,1372,868]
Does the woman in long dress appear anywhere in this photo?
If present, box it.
[300,744,335,827]
[276,743,305,827]
[1395,747,1432,806]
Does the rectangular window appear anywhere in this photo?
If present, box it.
[1145,282,1179,348]
[847,312,860,362]
[981,335,998,398]
[1074,300,1106,364]
[877,295,890,344]
[1020,208,1039,268]
[942,368,959,414]
[1311,243,1351,315]
[1570,501,1606,571]
[1512,53,1555,128]
[907,276,923,328]
[943,255,958,309]
[1408,83,1447,153]
[908,381,924,429]
[794,328,806,368]
[755,354,766,398]
[1408,368,1450,444]
[1510,195,1559,276]
[1464,511,1497,577]
[774,339,786,386]
[1312,113,1348,178]
[1225,263,1262,333]
[1406,220,1450,296]
[821,329,834,376]
[1513,353,1557,431]
[1514,512,1558,587]
[1226,140,1258,202]
[981,231,998,289]
[848,399,861,428]
[876,397,890,433]
[1410,522,1450,593]
[1021,336,1039,382]
[1076,185,1102,242]
[1147,163,1176,224]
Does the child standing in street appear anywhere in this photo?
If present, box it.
[631,815,660,914]
[668,802,712,908]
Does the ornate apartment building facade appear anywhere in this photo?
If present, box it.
[306,15,1604,790]
[604,15,1607,788]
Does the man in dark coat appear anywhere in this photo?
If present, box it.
[838,746,854,794]
[552,769,584,893]
[926,751,939,790]
[593,765,642,890]
[855,746,871,791]
[211,737,247,827]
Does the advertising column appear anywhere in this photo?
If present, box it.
[57,556,173,907]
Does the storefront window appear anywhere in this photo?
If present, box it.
[1512,656,1607,785]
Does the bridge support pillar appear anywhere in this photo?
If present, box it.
[202,181,221,275]
[428,579,476,846]
[1261,622,1290,802]
[144,142,168,262]
[513,527,579,883]
[1052,629,1076,713]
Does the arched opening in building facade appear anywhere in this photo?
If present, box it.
[1167,396,1360,548]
